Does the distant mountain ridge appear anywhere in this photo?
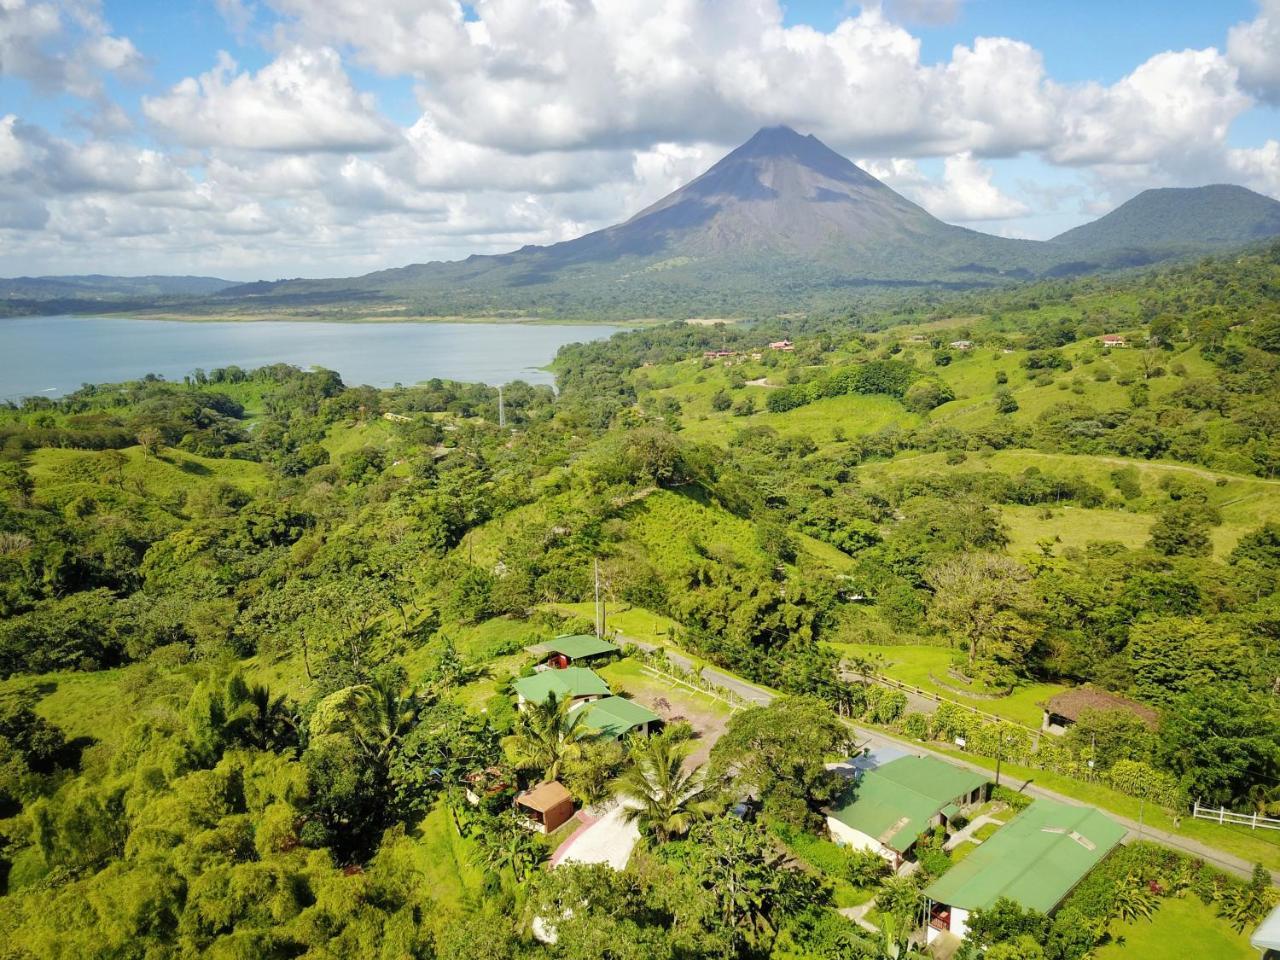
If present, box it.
[0,275,234,301]
[7,128,1280,319]
[1051,184,1280,255]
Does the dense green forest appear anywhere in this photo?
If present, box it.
[1,244,1278,958]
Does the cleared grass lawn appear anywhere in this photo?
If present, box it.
[950,840,979,863]
[1002,504,1153,555]
[824,641,1066,729]
[322,418,399,458]
[543,601,683,643]
[412,803,486,911]
[861,449,1280,559]
[1095,895,1253,960]
[0,663,199,750]
[972,822,1001,841]
[28,445,269,502]
[679,391,918,446]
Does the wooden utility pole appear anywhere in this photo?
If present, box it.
[498,385,506,428]
[593,558,605,638]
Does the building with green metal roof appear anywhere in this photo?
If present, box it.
[578,696,661,739]
[513,667,611,708]
[923,799,1126,945]
[824,755,989,868]
[527,634,620,668]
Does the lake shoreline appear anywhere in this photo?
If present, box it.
[0,316,624,399]
[2,311,651,327]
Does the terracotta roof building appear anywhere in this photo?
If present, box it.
[1043,686,1159,734]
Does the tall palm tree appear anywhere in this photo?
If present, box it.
[615,733,720,843]
[504,692,590,782]
[309,674,417,767]
[243,682,297,751]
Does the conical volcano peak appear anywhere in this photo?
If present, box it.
[736,124,812,153]
[718,125,881,187]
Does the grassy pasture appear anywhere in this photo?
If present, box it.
[1094,895,1253,960]
[824,641,1066,728]
[28,445,270,503]
[860,449,1280,558]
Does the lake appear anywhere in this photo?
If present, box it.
[0,316,624,400]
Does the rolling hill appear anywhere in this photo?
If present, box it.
[1051,184,1280,260]
[0,275,235,300]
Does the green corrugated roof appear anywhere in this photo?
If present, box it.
[513,668,610,705]
[528,635,619,659]
[827,756,989,854]
[580,696,660,739]
[924,799,1126,913]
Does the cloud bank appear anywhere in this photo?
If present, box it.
[0,0,1277,278]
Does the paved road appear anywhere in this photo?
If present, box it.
[624,636,773,706]
[619,633,1275,882]
[839,669,939,716]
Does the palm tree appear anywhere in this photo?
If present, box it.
[242,682,297,751]
[504,692,590,781]
[470,810,544,884]
[615,732,720,843]
[308,674,417,767]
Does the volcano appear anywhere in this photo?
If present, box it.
[210,126,1280,318]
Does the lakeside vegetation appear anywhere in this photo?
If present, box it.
[0,244,1278,957]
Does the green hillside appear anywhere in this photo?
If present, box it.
[1,243,1278,957]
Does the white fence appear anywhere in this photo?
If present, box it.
[1192,800,1280,832]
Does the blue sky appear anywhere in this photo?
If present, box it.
[0,0,1277,279]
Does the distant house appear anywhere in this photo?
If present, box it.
[513,667,610,710]
[906,334,929,343]
[824,754,989,869]
[923,800,1125,945]
[702,350,736,359]
[769,339,794,351]
[516,780,576,834]
[1042,686,1159,736]
[578,696,660,740]
[527,634,620,670]
[1099,334,1128,348]
[949,339,974,351]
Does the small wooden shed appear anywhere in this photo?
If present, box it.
[516,781,576,834]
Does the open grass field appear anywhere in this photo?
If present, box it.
[542,601,683,642]
[0,662,198,750]
[1001,503,1154,555]
[27,444,270,504]
[322,417,399,459]
[860,448,1280,559]
[1094,895,1253,960]
[680,391,918,445]
[824,641,1066,728]
[412,803,486,912]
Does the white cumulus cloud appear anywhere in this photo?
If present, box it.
[143,47,400,153]
[1228,0,1280,103]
